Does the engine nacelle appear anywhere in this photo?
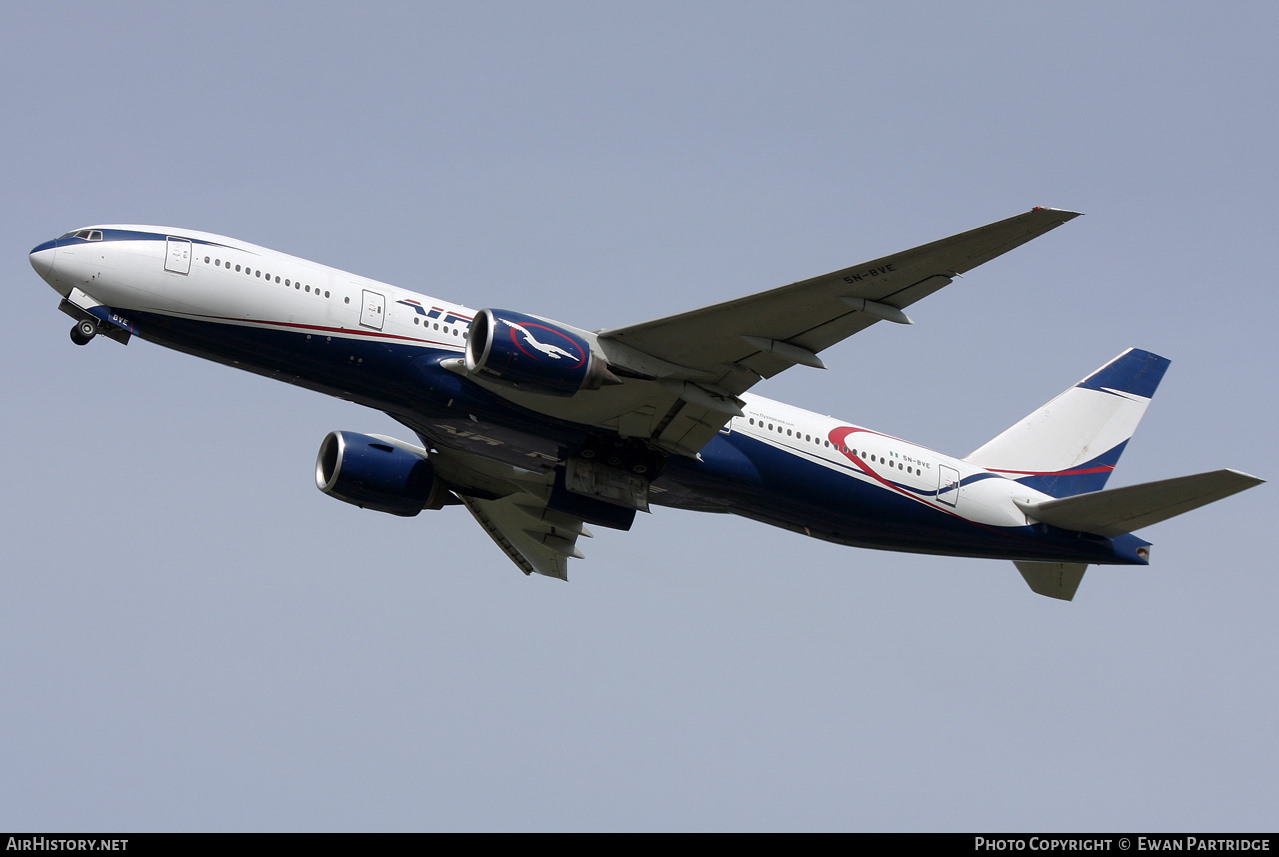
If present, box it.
[464,308,615,396]
[315,431,449,517]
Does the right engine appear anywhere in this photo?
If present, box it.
[464,308,616,396]
[315,431,451,517]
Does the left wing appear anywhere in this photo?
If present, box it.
[427,445,592,580]
[461,494,590,580]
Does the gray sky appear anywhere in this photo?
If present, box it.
[2,1,1275,831]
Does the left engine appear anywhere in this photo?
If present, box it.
[315,431,450,517]
[464,308,616,396]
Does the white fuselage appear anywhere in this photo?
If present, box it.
[30,225,1155,573]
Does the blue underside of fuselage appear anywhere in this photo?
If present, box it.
[675,433,1149,564]
[115,308,1148,566]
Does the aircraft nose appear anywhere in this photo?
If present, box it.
[29,237,59,280]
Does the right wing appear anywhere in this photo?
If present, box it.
[595,207,1081,455]
[602,207,1081,392]
[448,208,1081,460]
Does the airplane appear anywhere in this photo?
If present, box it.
[29,208,1263,600]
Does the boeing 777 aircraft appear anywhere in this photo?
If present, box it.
[29,208,1262,599]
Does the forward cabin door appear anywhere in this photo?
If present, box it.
[164,237,192,274]
[360,290,385,330]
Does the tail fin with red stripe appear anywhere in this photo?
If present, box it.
[965,349,1170,498]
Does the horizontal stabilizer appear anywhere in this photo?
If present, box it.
[1014,561,1088,600]
[1015,469,1263,537]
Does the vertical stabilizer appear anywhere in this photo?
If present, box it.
[965,349,1170,498]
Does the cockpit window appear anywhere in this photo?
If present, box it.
[62,229,103,241]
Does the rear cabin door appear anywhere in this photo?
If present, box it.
[937,465,961,508]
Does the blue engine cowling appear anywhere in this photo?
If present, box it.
[315,431,450,517]
[464,308,615,396]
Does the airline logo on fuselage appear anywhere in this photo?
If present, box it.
[397,299,473,326]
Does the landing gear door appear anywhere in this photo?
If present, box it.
[937,465,961,508]
[164,237,192,274]
[360,290,385,331]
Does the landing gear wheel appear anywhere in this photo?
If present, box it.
[617,442,665,479]
[70,319,97,346]
[575,434,667,480]
[626,450,664,478]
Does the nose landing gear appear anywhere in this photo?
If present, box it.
[69,319,98,346]
[58,299,131,346]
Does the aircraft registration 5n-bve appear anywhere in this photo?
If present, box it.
[30,208,1263,600]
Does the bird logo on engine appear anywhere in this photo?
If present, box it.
[502,319,583,364]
